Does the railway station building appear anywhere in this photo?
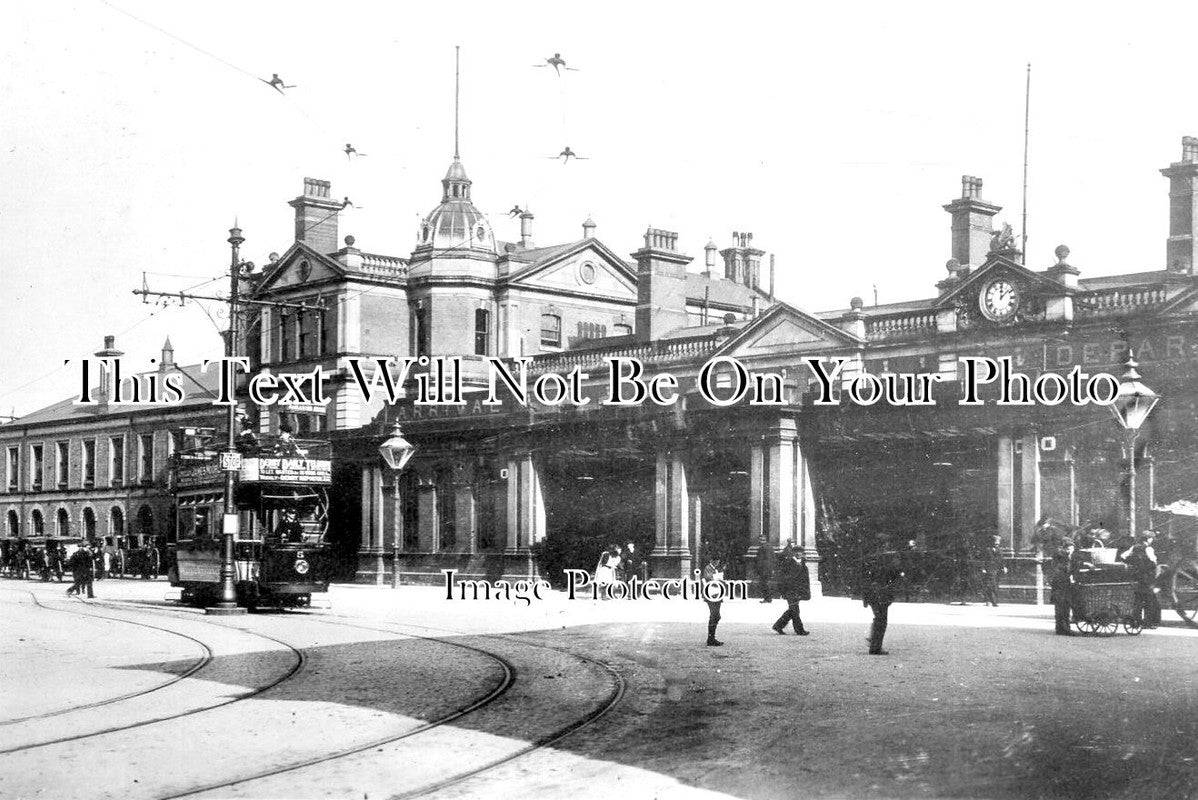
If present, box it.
[242,139,1198,600]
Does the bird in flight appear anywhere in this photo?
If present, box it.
[533,53,578,76]
[344,143,367,160]
[261,73,296,94]
[509,205,525,217]
[545,146,588,163]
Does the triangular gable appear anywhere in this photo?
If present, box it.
[504,239,637,298]
[936,253,1073,308]
[712,302,864,359]
[253,242,347,295]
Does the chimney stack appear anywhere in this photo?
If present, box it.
[1160,136,1198,274]
[633,228,692,342]
[94,334,123,407]
[520,210,535,248]
[288,178,341,255]
[720,231,764,287]
[943,175,1001,268]
[582,216,596,240]
[703,240,718,277]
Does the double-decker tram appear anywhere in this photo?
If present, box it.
[169,434,334,609]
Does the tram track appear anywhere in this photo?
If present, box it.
[0,591,307,755]
[0,588,214,727]
[162,610,627,800]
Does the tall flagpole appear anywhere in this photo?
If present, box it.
[1021,63,1031,264]
[454,45,460,160]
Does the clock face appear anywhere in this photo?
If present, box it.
[980,278,1019,321]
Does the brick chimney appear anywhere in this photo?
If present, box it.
[519,210,535,248]
[94,334,123,408]
[720,231,764,287]
[633,228,692,342]
[1160,136,1198,274]
[288,178,341,255]
[943,176,1001,268]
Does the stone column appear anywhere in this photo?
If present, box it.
[416,468,438,552]
[651,449,691,578]
[749,443,764,541]
[1019,433,1040,553]
[504,453,542,553]
[454,462,477,553]
[355,465,385,584]
[996,436,1015,551]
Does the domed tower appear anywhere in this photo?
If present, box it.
[411,159,497,259]
[406,49,499,370]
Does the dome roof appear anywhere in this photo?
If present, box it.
[416,159,495,254]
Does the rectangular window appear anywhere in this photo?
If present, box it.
[279,314,292,362]
[474,309,490,356]
[138,433,154,483]
[56,441,69,488]
[83,440,96,487]
[30,445,43,491]
[319,303,335,355]
[110,437,124,487]
[6,447,17,492]
[540,314,561,348]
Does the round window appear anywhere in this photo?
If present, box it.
[579,262,597,284]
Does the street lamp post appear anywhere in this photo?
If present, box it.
[208,223,249,615]
[378,422,417,589]
[1109,351,1160,538]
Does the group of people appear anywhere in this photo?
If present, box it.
[1,540,162,585]
[708,535,904,655]
[1051,529,1161,635]
[593,542,647,588]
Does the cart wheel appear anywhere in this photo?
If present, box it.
[1123,618,1143,636]
[1076,619,1096,635]
[1170,558,1198,629]
[1093,612,1119,636]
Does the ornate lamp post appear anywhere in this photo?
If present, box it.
[378,422,417,589]
[1109,352,1160,537]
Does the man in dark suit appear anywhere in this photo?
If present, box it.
[1050,539,1077,635]
[862,548,903,655]
[771,548,811,635]
[66,544,95,599]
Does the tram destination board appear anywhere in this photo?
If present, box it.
[240,456,332,484]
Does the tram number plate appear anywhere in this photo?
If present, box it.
[219,452,243,472]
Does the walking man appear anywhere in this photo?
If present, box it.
[980,534,1004,607]
[66,544,95,599]
[862,546,902,655]
[755,535,776,603]
[1121,531,1161,628]
[772,547,811,635]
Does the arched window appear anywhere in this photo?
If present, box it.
[540,314,561,348]
[110,507,125,541]
[138,505,155,544]
[422,225,430,242]
[82,507,96,540]
[7,510,18,538]
[31,509,44,536]
[56,508,69,537]
[474,309,490,356]
[435,465,456,552]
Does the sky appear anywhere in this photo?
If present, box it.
[3,1,1198,415]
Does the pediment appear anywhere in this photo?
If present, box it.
[507,241,637,300]
[713,302,863,359]
[254,243,346,294]
[936,254,1070,309]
